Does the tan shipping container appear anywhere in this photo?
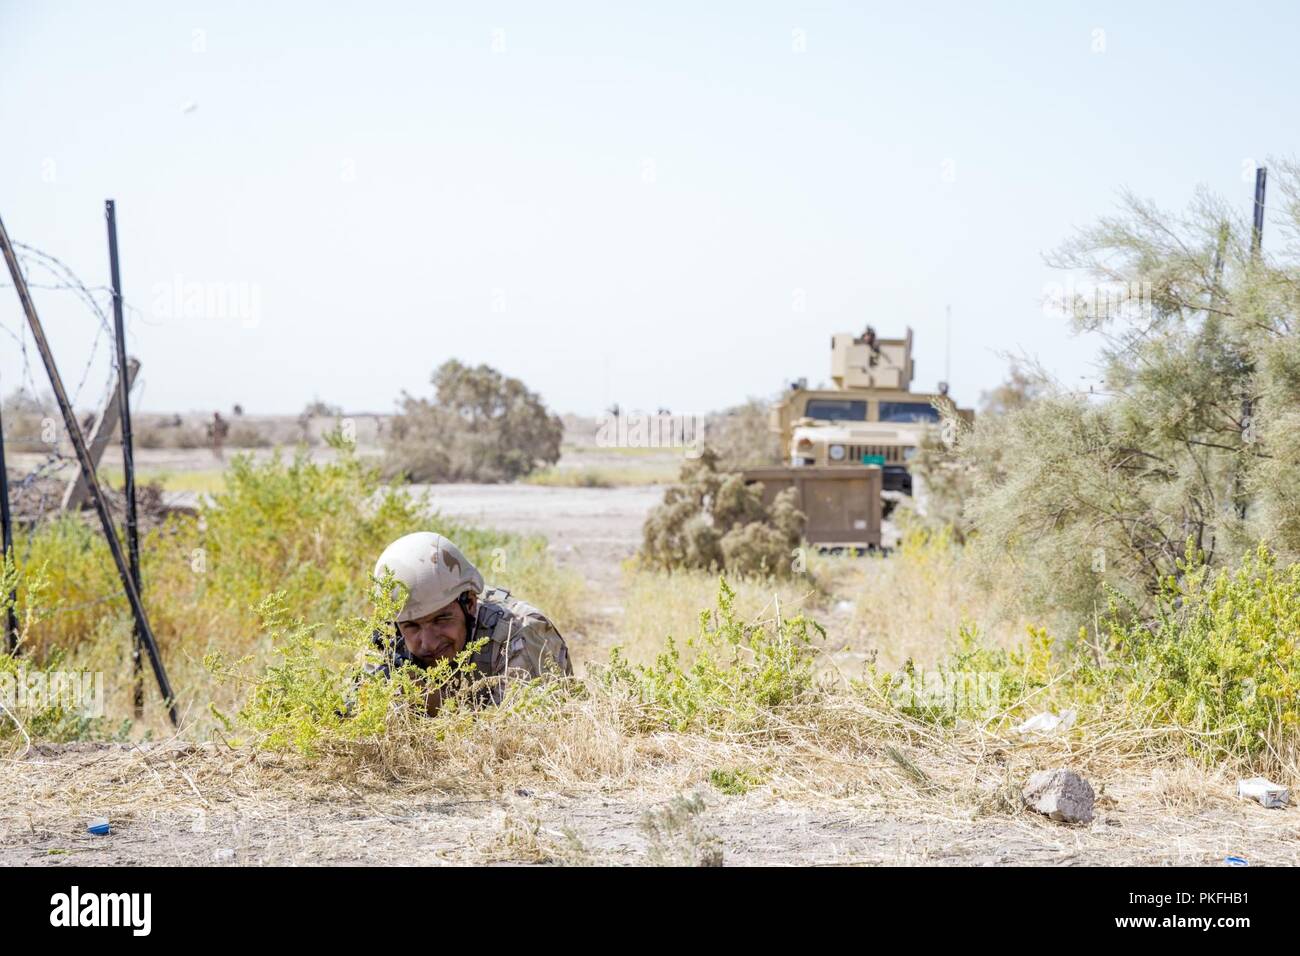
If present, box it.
[740,465,882,551]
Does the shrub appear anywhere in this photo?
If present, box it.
[949,166,1300,636]
[524,467,614,488]
[210,576,814,761]
[207,583,439,755]
[198,436,581,626]
[600,578,822,733]
[303,398,343,418]
[0,560,125,746]
[640,449,805,578]
[709,766,764,795]
[200,437,430,623]
[868,619,1065,728]
[639,792,723,866]
[1107,543,1300,762]
[5,439,582,734]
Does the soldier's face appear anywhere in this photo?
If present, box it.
[398,595,475,666]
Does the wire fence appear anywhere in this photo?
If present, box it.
[1,240,142,617]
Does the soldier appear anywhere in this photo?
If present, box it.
[366,531,572,713]
[856,325,881,367]
[207,411,230,460]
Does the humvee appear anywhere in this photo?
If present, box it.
[742,327,972,549]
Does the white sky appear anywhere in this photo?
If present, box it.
[1,1,1296,416]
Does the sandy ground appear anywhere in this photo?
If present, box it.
[4,743,1297,867]
[412,481,664,594]
[4,448,1298,866]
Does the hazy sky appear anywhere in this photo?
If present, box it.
[1,1,1296,417]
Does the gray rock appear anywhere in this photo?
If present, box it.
[1023,768,1095,824]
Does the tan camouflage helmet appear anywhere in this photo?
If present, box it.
[373,532,484,623]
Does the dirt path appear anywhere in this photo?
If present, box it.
[411,482,664,598]
[3,745,1296,867]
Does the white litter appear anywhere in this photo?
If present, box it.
[1237,777,1289,809]
[1013,709,1077,735]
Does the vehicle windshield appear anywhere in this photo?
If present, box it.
[804,399,867,421]
[878,401,941,423]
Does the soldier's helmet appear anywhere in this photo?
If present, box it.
[373,532,484,623]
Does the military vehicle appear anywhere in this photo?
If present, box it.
[742,327,971,550]
[769,327,972,494]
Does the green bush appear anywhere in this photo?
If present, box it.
[709,766,764,795]
[0,560,126,745]
[207,581,459,755]
[1108,544,1300,761]
[601,578,822,732]
[199,436,578,623]
[201,437,431,622]
[869,621,1066,727]
[864,538,1300,765]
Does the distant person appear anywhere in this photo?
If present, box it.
[363,532,572,714]
[207,411,229,460]
[856,325,880,366]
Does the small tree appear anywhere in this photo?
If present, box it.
[385,360,563,483]
[952,162,1300,633]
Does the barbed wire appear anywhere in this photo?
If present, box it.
[8,241,113,332]
[0,240,146,571]
[1,242,122,411]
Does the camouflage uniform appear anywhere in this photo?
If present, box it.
[367,585,572,705]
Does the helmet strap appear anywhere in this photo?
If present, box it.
[457,590,479,641]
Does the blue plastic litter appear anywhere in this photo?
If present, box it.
[87,818,111,836]
[1224,856,1248,866]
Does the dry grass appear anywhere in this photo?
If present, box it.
[613,566,823,665]
[5,683,1297,866]
[839,525,1031,670]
